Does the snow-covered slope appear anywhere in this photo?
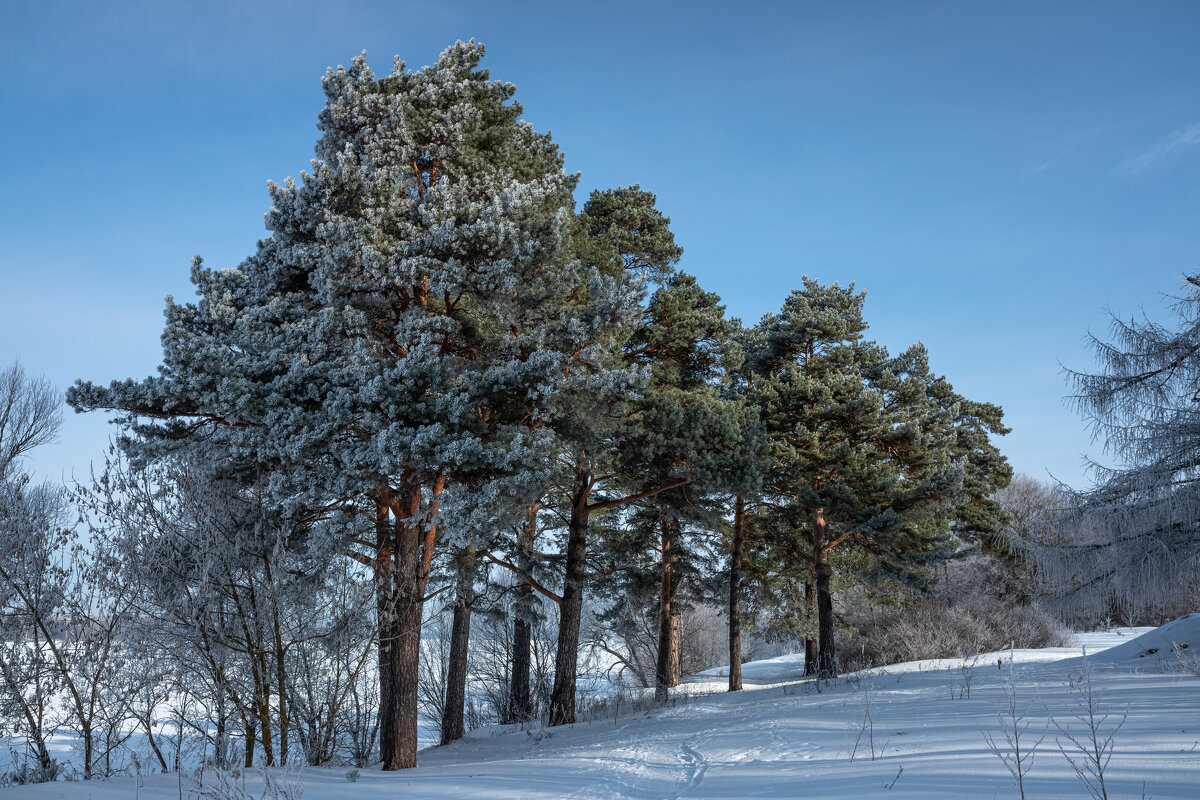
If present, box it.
[4,618,1199,799]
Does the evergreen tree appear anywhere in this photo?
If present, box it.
[542,186,685,726]
[616,272,759,700]
[748,279,891,678]
[722,327,768,690]
[745,278,1007,677]
[69,42,588,770]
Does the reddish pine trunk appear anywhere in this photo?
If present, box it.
[375,482,430,771]
[728,495,745,691]
[390,485,424,769]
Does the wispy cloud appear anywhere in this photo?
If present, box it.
[1022,139,1081,179]
[1117,122,1200,176]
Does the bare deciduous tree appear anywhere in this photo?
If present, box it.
[0,362,61,480]
[1022,278,1200,624]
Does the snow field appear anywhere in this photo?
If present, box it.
[3,617,1198,799]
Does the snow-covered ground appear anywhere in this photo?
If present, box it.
[4,617,1199,799]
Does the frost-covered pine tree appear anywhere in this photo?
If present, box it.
[69,41,597,770]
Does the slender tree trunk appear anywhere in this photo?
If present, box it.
[256,689,274,767]
[804,581,818,675]
[655,518,676,701]
[3,677,53,771]
[272,613,288,765]
[372,497,397,769]
[215,680,229,769]
[728,494,745,691]
[30,727,52,773]
[81,722,94,779]
[668,604,681,685]
[549,471,590,726]
[509,504,537,723]
[142,714,169,773]
[811,508,837,679]
[441,546,475,745]
[242,713,255,768]
[27,724,53,773]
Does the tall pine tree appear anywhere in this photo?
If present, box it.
[69,42,591,769]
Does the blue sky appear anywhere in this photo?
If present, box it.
[2,0,1198,489]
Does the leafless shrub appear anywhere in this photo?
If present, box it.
[463,583,557,726]
[1051,651,1126,800]
[847,680,877,763]
[841,553,1069,670]
[843,596,1066,668]
[1172,642,1200,678]
[188,765,304,800]
[948,655,979,700]
[983,648,1045,800]
[1,748,66,786]
[188,767,253,800]
[585,596,728,689]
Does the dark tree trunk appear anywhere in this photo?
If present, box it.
[509,504,538,723]
[804,581,818,675]
[5,684,53,772]
[271,607,288,766]
[243,715,255,768]
[387,484,424,769]
[145,721,169,773]
[30,734,53,774]
[728,494,745,691]
[655,517,677,701]
[80,723,94,779]
[215,682,229,769]
[256,674,274,767]
[440,546,475,745]
[549,471,589,726]
[811,509,837,679]
[373,498,397,768]
[548,473,684,725]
